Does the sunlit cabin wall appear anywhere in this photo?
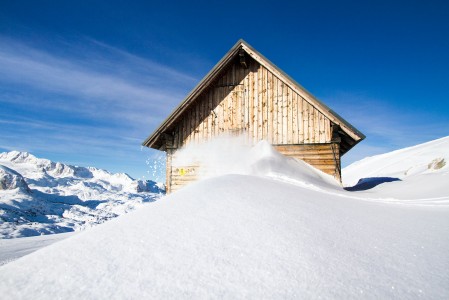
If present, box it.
[165,58,341,193]
[171,59,332,148]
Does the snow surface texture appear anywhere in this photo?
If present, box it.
[343,136,449,202]
[0,151,164,238]
[0,137,448,299]
[0,232,73,266]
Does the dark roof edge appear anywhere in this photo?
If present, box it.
[143,39,365,148]
[240,40,366,141]
[142,39,245,148]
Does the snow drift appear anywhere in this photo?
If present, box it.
[343,136,449,202]
[0,137,448,299]
[343,136,449,185]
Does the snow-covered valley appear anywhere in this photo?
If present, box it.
[0,137,448,298]
[0,151,164,239]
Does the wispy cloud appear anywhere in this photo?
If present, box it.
[0,36,198,127]
[323,91,449,166]
[0,36,201,178]
[1,37,447,177]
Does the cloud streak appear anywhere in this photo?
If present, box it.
[1,37,447,177]
[323,91,449,166]
[0,37,202,178]
[0,37,198,127]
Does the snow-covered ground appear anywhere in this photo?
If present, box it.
[0,231,74,266]
[0,151,164,238]
[343,136,449,203]
[0,137,448,299]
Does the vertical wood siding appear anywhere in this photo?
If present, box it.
[172,59,332,147]
[166,57,339,192]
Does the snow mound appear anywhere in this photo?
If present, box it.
[173,136,339,190]
[341,136,449,202]
[343,136,449,186]
[0,173,448,299]
[0,165,30,192]
[1,137,449,298]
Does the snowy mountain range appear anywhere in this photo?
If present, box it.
[0,137,448,298]
[0,151,164,238]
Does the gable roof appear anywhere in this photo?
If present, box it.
[143,39,365,154]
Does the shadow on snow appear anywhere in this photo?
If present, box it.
[344,177,401,191]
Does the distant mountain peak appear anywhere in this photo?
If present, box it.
[0,151,164,239]
[0,165,30,193]
[0,151,37,163]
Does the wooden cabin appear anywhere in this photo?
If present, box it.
[143,39,365,193]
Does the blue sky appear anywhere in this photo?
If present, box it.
[1,0,448,181]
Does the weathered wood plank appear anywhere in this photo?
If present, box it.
[277,147,335,153]
[303,101,309,143]
[238,67,245,133]
[243,67,249,134]
[277,77,283,144]
[252,64,258,142]
[287,87,293,144]
[272,75,278,144]
[319,112,325,143]
[250,61,255,141]
[207,89,212,140]
[182,113,187,144]
[292,93,298,144]
[196,99,202,143]
[308,105,314,144]
[184,109,190,145]
[314,107,320,143]
[324,117,330,142]
[195,102,199,143]
[298,96,304,143]
[228,67,234,132]
[200,95,205,141]
[223,71,229,132]
[262,66,268,140]
[310,106,316,143]
[220,70,227,133]
[166,150,173,193]
[212,83,217,138]
[257,64,263,140]
[282,82,288,144]
[274,144,334,151]
[266,70,273,143]
[218,86,225,134]
[173,126,179,149]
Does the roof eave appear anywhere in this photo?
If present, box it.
[142,39,366,149]
[240,41,366,143]
[142,39,247,149]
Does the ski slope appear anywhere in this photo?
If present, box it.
[0,138,448,299]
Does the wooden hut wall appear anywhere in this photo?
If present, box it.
[167,142,340,193]
[171,58,333,149]
[165,58,341,193]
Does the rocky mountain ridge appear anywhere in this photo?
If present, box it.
[0,151,164,238]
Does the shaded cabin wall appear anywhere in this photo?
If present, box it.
[164,58,340,193]
[273,143,341,181]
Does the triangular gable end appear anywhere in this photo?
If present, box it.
[142,39,365,155]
